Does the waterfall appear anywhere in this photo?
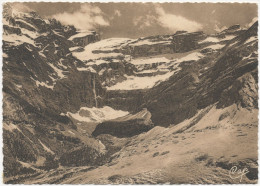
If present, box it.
[93,76,98,107]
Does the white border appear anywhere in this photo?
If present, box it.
[0,1,259,186]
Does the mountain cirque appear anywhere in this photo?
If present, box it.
[2,5,258,184]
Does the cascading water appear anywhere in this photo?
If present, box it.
[93,76,98,108]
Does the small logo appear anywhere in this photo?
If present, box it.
[229,166,249,182]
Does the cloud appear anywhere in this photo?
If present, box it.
[11,3,32,12]
[133,15,157,30]
[133,17,141,26]
[154,5,203,32]
[3,3,33,16]
[132,6,202,32]
[109,9,122,20]
[52,4,109,30]
[114,10,121,17]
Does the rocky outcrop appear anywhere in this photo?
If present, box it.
[121,32,207,57]
[94,61,136,87]
[69,31,100,47]
[217,24,244,38]
[59,146,105,167]
[218,70,258,108]
[105,89,146,112]
[92,109,154,138]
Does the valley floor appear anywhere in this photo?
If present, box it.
[7,104,258,184]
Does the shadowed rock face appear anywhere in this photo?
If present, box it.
[217,71,258,109]
[3,9,107,177]
[104,89,146,112]
[141,22,258,127]
[69,31,100,47]
[3,11,107,117]
[92,109,154,138]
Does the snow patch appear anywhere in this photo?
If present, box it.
[48,63,66,79]
[52,30,64,38]
[38,140,54,155]
[87,59,110,66]
[242,53,257,61]
[15,84,23,90]
[129,40,171,46]
[131,57,171,65]
[68,130,75,135]
[203,44,225,50]
[20,28,39,39]
[229,41,238,47]
[44,19,50,24]
[221,35,236,41]
[66,106,129,123]
[77,66,96,73]
[135,69,159,74]
[73,50,123,62]
[34,80,54,90]
[3,53,8,58]
[38,52,46,58]
[175,52,204,63]
[3,123,21,132]
[16,18,37,31]
[72,38,131,61]
[69,31,95,40]
[69,46,80,52]
[53,41,59,47]
[107,68,180,90]
[3,34,35,46]
[58,59,67,69]
[93,38,132,49]
[199,37,220,44]
[244,36,257,44]
[25,46,33,52]
[98,68,107,75]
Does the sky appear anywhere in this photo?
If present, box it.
[8,2,258,39]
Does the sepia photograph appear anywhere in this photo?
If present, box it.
[2,1,258,184]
